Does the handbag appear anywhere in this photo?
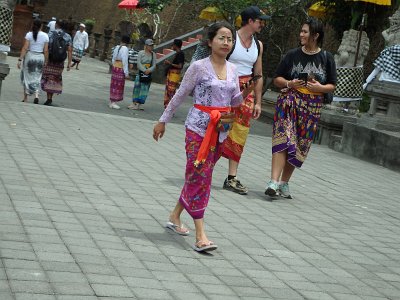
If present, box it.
[139,52,154,83]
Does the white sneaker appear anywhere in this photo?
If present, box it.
[109,103,120,109]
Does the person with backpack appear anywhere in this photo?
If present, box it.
[41,19,72,106]
[17,19,49,104]
[221,6,269,195]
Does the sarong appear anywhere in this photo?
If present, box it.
[163,68,181,108]
[41,61,64,94]
[20,51,44,95]
[72,47,84,63]
[221,75,253,162]
[132,74,151,104]
[179,129,221,219]
[272,88,323,168]
[110,61,125,102]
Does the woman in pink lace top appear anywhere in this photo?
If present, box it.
[153,22,253,252]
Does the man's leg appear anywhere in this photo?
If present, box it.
[223,158,248,195]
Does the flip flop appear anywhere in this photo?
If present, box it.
[192,240,218,252]
[165,221,189,236]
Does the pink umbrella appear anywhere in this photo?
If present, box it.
[118,0,139,9]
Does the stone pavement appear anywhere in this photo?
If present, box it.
[0,56,400,300]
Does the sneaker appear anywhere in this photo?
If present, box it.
[127,103,138,110]
[109,102,120,109]
[265,180,279,196]
[223,177,248,195]
[278,182,292,199]
[33,98,39,104]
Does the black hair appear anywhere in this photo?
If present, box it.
[32,19,42,41]
[121,35,130,44]
[173,38,182,48]
[304,17,324,46]
[55,19,67,30]
[207,21,235,43]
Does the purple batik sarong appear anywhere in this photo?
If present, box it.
[272,89,323,168]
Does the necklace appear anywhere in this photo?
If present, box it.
[210,56,226,80]
[303,45,320,54]
[238,32,252,52]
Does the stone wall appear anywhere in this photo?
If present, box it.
[38,0,206,41]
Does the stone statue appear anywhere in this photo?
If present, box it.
[334,29,370,67]
[382,8,400,47]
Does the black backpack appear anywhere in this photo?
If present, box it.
[49,31,68,63]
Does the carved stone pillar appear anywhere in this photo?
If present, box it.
[91,33,102,58]
[100,30,112,61]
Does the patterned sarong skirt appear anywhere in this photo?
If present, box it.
[41,61,64,94]
[20,51,45,95]
[132,75,151,104]
[221,75,254,162]
[272,89,323,168]
[110,63,125,102]
[163,68,181,108]
[72,47,84,63]
[179,129,221,219]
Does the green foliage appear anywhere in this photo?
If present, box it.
[359,93,371,113]
[83,18,96,26]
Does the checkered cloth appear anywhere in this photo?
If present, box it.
[334,66,364,98]
[373,45,400,81]
[0,6,13,46]
[110,46,138,64]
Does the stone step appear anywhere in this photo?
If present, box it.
[329,134,342,152]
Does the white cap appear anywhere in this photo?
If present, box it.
[79,23,86,28]
[51,17,56,21]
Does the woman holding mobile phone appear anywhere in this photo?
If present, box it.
[265,17,337,199]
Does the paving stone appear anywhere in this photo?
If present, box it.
[6,268,47,281]
[52,282,94,295]
[9,280,53,294]
[15,293,56,300]
[130,287,173,299]
[91,284,134,298]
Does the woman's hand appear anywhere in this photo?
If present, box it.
[241,81,255,99]
[287,79,306,89]
[144,69,151,75]
[17,61,22,69]
[164,60,171,65]
[153,122,166,141]
[307,79,323,93]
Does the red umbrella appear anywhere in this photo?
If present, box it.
[118,0,139,9]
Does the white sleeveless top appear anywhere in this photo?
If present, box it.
[228,32,258,76]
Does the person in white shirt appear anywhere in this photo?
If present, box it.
[47,17,56,32]
[109,35,131,109]
[17,19,49,103]
[71,23,89,70]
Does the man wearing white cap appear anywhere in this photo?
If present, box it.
[47,17,56,32]
[71,23,89,70]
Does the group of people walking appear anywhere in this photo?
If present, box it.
[153,6,337,252]
[18,7,337,254]
[109,37,184,111]
[18,18,88,106]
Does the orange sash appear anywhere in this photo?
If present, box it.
[193,104,230,167]
[296,87,323,96]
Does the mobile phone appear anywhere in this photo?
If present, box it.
[298,72,308,84]
[248,75,262,84]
